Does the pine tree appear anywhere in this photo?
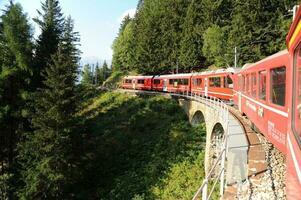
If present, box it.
[32,0,64,89]
[81,64,93,85]
[202,25,229,67]
[19,16,80,199]
[113,0,190,74]
[94,62,101,85]
[112,16,134,72]
[179,0,206,71]
[0,2,33,198]
[101,60,111,81]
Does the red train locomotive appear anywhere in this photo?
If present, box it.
[121,4,301,199]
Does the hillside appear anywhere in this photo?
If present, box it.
[77,91,208,199]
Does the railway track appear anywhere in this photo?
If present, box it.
[224,107,286,200]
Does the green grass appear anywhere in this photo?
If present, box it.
[76,92,207,200]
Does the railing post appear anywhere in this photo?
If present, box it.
[220,148,226,196]
[202,180,208,200]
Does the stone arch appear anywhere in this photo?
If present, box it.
[191,110,205,127]
[209,122,225,177]
[211,123,224,140]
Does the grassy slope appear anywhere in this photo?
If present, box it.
[78,92,207,200]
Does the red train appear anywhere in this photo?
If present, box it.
[123,68,236,101]
[121,4,301,198]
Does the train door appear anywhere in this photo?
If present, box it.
[205,78,208,96]
[163,79,167,92]
[133,79,136,90]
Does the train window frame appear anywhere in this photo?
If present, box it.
[251,72,257,97]
[170,79,178,87]
[192,78,201,86]
[258,70,267,101]
[209,77,221,87]
[153,79,160,84]
[192,78,202,86]
[137,79,145,84]
[270,66,286,107]
[241,75,245,92]
[224,75,233,89]
[192,78,196,86]
[125,79,132,84]
[245,74,250,95]
[292,43,301,148]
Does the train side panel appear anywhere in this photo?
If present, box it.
[191,72,234,101]
[234,51,290,153]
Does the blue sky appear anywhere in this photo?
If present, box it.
[0,0,138,65]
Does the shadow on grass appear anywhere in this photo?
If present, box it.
[75,92,206,200]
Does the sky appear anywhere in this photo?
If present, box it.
[0,0,138,65]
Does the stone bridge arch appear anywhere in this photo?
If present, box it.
[191,110,205,127]
[178,98,248,184]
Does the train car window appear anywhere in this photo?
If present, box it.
[192,79,196,86]
[242,75,245,92]
[137,79,145,84]
[239,75,245,92]
[193,78,202,86]
[270,66,286,106]
[182,79,189,85]
[153,79,160,84]
[245,74,250,94]
[251,73,257,97]
[209,77,221,87]
[198,78,202,86]
[259,70,267,100]
[224,75,233,88]
[173,80,178,87]
[170,79,178,87]
[125,79,132,84]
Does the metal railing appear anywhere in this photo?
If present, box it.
[166,90,229,200]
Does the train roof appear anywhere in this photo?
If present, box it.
[124,75,154,79]
[153,73,193,78]
[192,67,239,76]
[241,49,288,71]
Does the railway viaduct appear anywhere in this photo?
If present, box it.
[178,98,248,184]
[118,89,285,200]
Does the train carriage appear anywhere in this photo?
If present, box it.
[122,76,135,89]
[233,50,290,153]
[122,75,153,90]
[154,73,193,93]
[191,68,235,101]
